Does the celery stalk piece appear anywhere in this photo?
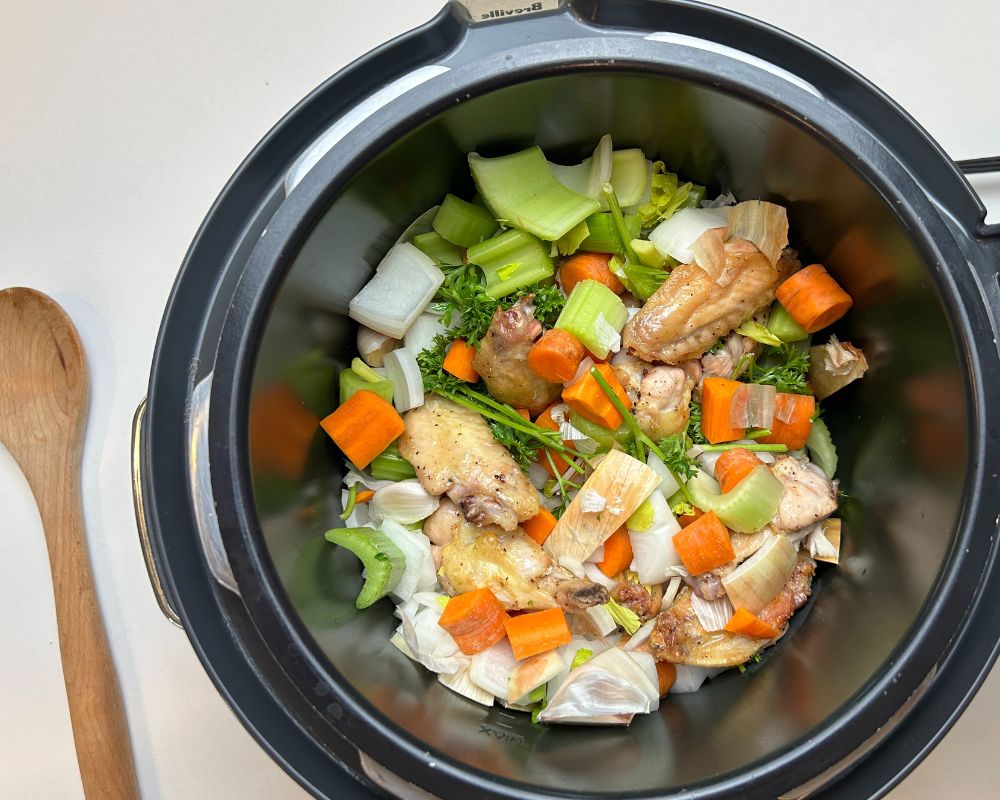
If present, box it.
[466,228,555,300]
[768,302,809,342]
[324,527,405,609]
[339,368,393,405]
[433,193,498,248]
[570,413,632,453]
[682,185,707,209]
[369,444,417,481]
[687,465,785,533]
[555,279,628,359]
[350,357,382,383]
[806,417,838,479]
[413,231,463,266]
[579,212,641,253]
[556,219,590,256]
[469,148,600,241]
[631,239,670,269]
[608,149,649,207]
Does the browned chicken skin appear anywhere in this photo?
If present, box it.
[472,296,562,416]
[650,555,815,667]
[769,456,839,534]
[398,395,538,531]
[622,240,796,364]
[427,500,608,611]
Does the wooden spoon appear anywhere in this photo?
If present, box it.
[0,288,138,799]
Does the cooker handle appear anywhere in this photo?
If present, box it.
[131,398,183,626]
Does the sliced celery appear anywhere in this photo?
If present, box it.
[555,279,628,359]
[432,194,498,248]
[469,148,600,241]
[556,219,590,256]
[466,228,554,299]
[768,302,809,342]
[369,444,417,481]
[351,357,382,383]
[324,526,405,609]
[682,185,707,209]
[807,417,838,479]
[570,648,593,669]
[339,369,393,405]
[608,150,649,207]
[687,465,784,533]
[579,212,641,253]
[413,231,463,266]
[570,413,631,453]
[631,239,670,268]
[612,255,669,302]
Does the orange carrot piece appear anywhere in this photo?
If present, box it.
[562,363,630,430]
[759,393,816,450]
[438,588,509,656]
[597,526,633,577]
[672,511,735,575]
[714,448,764,493]
[535,403,575,476]
[678,507,705,528]
[249,384,319,479]
[321,390,404,469]
[442,339,480,382]
[355,489,375,504]
[775,263,854,333]
[523,508,558,546]
[515,407,532,420]
[655,661,677,696]
[724,607,780,639]
[559,252,625,296]
[701,377,746,444]
[528,328,586,383]
[504,608,572,660]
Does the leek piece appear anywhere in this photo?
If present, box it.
[604,597,641,635]
[413,231,463,266]
[579,212,641,253]
[608,150,649,207]
[554,279,628,359]
[527,685,546,704]
[469,148,600,241]
[626,496,655,532]
[339,368,393,405]
[687,465,785,533]
[556,218,591,256]
[369,444,417,481]
[324,527,405,609]
[570,648,593,669]
[611,255,669,302]
[570,413,631,453]
[432,194,498,248]
[631,239,669,269]
[466,229,555,299]
[807,417,838,479]
[768,302,809,342]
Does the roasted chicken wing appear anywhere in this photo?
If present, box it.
[610,353,693,440]
[769,456,838,534]
[398,395,538,530]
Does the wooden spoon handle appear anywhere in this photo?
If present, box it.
[39,465,139,799]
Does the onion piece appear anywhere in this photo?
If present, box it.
[583,562,619,592]
[689,227,726,280]
[721,534,798,614]
[623,618,657,651]
[508,650,565,705]
[729,383,776,429]
[348,242,444,338]
[469,639,517,701]
[593,313,622,355]
[646,451,681,499]
[558,556,587,579]
[585,604,619,636]
[539,648,658,724]
[396,601,466,675]
[564,356,596,387]
[439,664,494,707]
[627,492,683,585]
[648,206,730,264]
[726,200,789,267]
[690,593,734,632]
[809,336,869,400]
[669,664,723,694]
[383,348,424,412]
[529,462,549,491]
[403,312,447,356]
[369,479,439,525]
[661,576,683,608]
[380,520,436,603]
[549,134,614,201]
[357,326,398,367]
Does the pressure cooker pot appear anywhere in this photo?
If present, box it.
[132,2,1000,798]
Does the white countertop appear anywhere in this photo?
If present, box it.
[2,1,998,798]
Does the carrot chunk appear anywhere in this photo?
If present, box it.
[671,511,735,575]
[559,252,625,295]
[321,390,404,469]
[714,448,764,493]
[563,363,630,430]
[522,508,557,546]
[597,526,633,577]
[655,661,677,696]
[701,378,746,444]
[438,588,509,655]
[724,607,780,639]
[535,403,575,476]
[775,264,853,333]
[758,393,815,450]
[504,608,573,660]
[442,339,480,382]
[528,328,586,383]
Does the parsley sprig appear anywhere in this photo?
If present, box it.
[740,343,811,395]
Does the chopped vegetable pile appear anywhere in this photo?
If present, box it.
[316,137,866,726]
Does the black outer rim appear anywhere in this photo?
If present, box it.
[209,35,1000,800]
[141,3,1000,799]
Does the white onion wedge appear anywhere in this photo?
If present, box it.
[721,534,797,613]
[648,206,730,265]
[383,348,424,412]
